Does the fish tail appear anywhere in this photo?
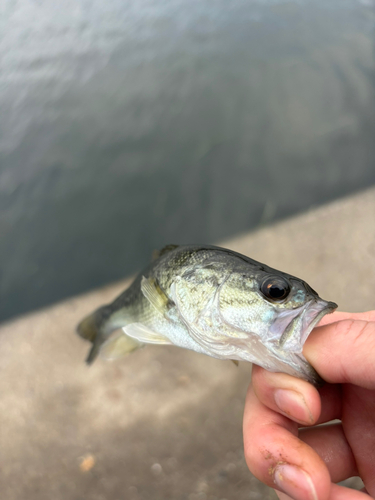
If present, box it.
[77,305,113,364]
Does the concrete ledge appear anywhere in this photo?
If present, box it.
[1,188,374,499]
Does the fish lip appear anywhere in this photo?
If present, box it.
[300,299,338,345]
[274,299,337,385]
[277,299,337,351]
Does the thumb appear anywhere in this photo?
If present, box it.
[304,318,375,389]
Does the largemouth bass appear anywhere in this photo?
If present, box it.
[77,244,337,385]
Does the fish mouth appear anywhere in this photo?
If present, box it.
[300,299,338,346]
[276,299,338,351]
[299,299,338,345]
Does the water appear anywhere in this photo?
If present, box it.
[0,0,374,321]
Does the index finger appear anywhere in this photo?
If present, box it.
[243,382,332,499]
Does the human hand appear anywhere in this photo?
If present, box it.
[243,311,375,500]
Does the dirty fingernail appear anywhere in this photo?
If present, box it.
[274,389,313,424]
[274,464,318,500]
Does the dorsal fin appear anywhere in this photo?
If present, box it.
[152,244,179,261]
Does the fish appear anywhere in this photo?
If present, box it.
[77,244,337,385]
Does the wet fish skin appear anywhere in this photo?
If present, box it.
[77,244,337,385]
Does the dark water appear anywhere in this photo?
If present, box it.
[0,0,374,321]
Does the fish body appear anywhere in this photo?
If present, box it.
[77,245,337,385]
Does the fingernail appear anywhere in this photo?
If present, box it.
[274,464,318,500]
[274,389,313,424]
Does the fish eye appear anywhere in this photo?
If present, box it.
[260,277,291,302]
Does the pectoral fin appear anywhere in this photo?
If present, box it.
[123,323,172,345]
[141,276,174,315]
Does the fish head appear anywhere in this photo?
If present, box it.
[257,273,337,350]
[218,266,337,382]
[220,268,337,349]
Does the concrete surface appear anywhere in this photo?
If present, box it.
[1,187,374,499]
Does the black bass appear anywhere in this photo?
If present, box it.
[77,245,337,385]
